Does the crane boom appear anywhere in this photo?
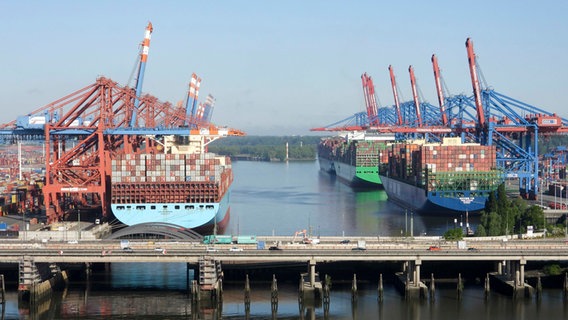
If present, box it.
[202,94,216,123]
[185,73,201,126]
[388,65,403,125]
[130,22,153,128]
[431,54,448,126]
[408,65,422,127]
[361,73,379,126]
[466,38,486,128]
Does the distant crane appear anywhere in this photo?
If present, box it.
[185,73,202,126]
[388,65,404,126]
[431,54,449,126]
[130,22,153,128]
[361,73,380,126]
[408,66,423,127]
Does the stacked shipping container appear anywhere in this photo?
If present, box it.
[110,153,232,205]
[384,138,502,193]
[318,137,389,167]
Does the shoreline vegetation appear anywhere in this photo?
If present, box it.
[209,135,323,162]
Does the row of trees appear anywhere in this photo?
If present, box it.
[208,136,321,161]
[444,183,547,240]
[476,184,544,236]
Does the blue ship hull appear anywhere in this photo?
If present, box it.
[111,187,231,230]
[380,175,487,213]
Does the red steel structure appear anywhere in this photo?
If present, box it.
[388,65,404,126]
[42,77,174,222]
[408,65,423,127]
[361,73,380,126]
[431,54,448,126]
[1,22,245,224]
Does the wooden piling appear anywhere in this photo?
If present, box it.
[191,280,198,304]
[351,274,357,302]
[405,272,410,300]
[299,275,305,303]
[378,273,384,302]
[484,273,490,298]
[323,274,331,305]
[457,273,463,300]
[271,274,278,310]
[244,274,251,305]
[429,273,435,301]
[536,274,542,300]
[1,274,5,304]
[564,272,568,300]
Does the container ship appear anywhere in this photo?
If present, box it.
[110,135,232,233]
[379,137,503,213]
[317,132,392,188]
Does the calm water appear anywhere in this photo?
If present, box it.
[226,160,476,237]
[3,160,566,319]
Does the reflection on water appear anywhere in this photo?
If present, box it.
[228,161,480,237]
[3,265,568,319]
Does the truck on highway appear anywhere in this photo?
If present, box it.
[120,240,131,250]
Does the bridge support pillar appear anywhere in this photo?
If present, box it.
[496,261,503,275]
[309,259,316,286]
[300,259,322,302]
[414,260,421,287]
[18,257,68,303]
[519,259,526,287]
[396,260,427,299]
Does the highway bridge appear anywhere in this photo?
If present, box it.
[3,236,567,302]
[2,236,567,264]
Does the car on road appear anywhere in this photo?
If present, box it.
[467,247,479,252]
[427,246,441,251]
[339,239,351,244]
[351,247,366,251]
[229,247,243,252]
[122,247,134,253]
[206,247,218,252]
[268,246,282,251]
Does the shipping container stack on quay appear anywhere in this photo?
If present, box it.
[0,144,45,225]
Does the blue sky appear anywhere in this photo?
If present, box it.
[1,1,566,135]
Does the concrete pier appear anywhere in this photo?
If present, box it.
[197,256,223,302]
[17,256,68,303]
[299,259,322,302]
[395,260,428,299]
[489,259,534,298]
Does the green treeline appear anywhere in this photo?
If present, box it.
[476,184,545,236]
[445,183,552,240]
[208,135,323,161]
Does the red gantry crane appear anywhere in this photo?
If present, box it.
[361,73,380,126]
